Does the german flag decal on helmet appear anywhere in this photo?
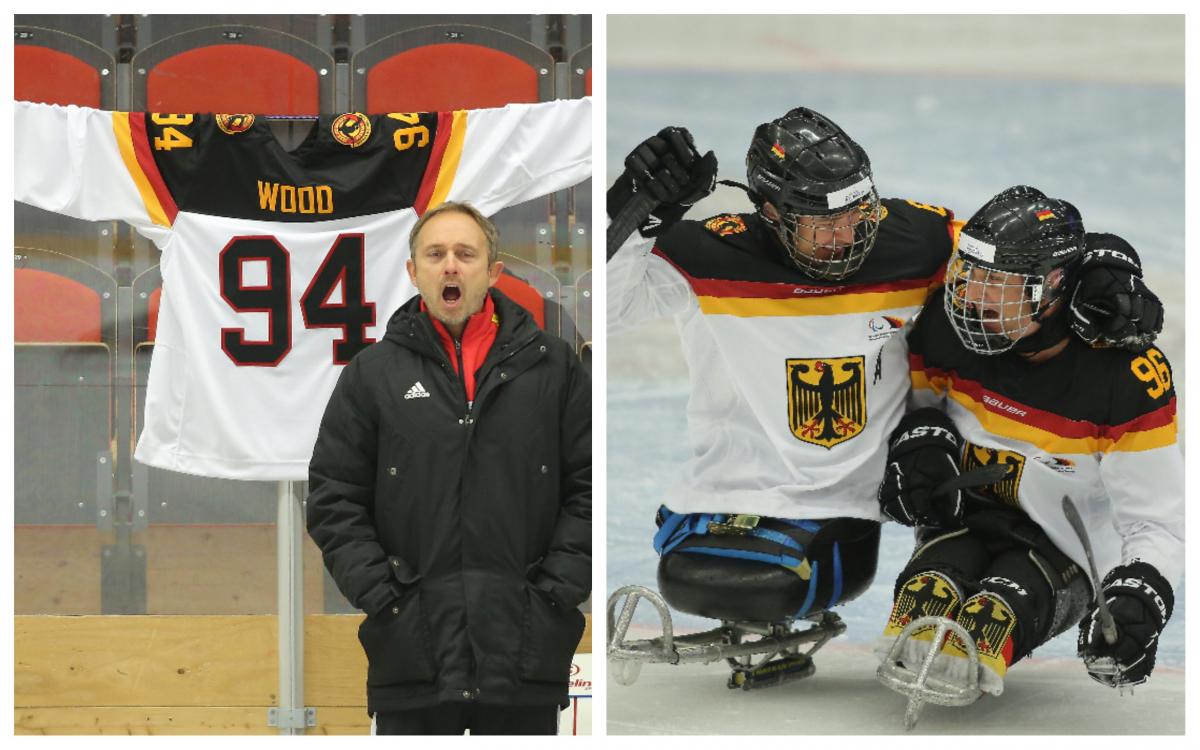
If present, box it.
[704,214,748,237]
[331,113,372,148]
[786,356,866,448]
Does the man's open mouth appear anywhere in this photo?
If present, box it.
[442,284,462,304]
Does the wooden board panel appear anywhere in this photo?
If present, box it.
[306,613,592,705]
[17,613,594,709]
[16,615,279,707]
[142,526,326,614]
[303,615,368,706]
[15,525,326,615]
[15,527,104,614]
[15,706,371,735]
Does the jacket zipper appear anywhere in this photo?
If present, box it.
[454,338,473,426]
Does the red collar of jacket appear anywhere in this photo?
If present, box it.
[422,292,500,403]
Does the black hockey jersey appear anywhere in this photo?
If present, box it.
[908,288,1184,587]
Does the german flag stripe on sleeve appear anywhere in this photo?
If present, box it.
[415,110,467,215]
[910,355,1176,453]
[111,112,178,227]
[653,247,944,317]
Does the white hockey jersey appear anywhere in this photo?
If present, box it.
[608,202,954,520]
[909,288,1185,588]
[15,99,591,480]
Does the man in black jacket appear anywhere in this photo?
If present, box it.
[306,201,591,735]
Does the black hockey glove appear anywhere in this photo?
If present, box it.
[878,408,964,528]
[1070,233,1163,351]
[1077,560,1174,688]
[606,126,718,237]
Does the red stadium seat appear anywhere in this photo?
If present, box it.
[496,254,577,342]
[352,25,554,112]
[145,43,320,114]
[14,23,115,108]
[569,44,592,98]
[130,25,332,114]
[15,46,102,107]
[496,271,548,331]
[14,250,115,524]
[366,43,539,113]
[147,287,162,342]
[15,268,103,343]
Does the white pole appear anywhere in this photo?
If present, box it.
[276,479,306,735]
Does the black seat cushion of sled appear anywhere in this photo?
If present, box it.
[658,553,809,622]
[656,517,881,622]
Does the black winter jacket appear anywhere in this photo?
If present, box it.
[306,289,591,713]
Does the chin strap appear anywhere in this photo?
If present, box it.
[1011,302,1071,355]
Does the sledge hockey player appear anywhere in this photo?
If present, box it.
[606,110,1164,689]
[875,186,1182,718]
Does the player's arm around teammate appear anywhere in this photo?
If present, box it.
[875,186,1182,699]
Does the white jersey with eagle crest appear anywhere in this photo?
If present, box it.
[608,201,953,520]
[15,98,591,480]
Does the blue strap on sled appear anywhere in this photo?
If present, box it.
[654,507,714,555]
[653,507,808,569]
[828,541,844,610]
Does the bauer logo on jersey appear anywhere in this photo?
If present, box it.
[704,214,748,237]
[331,113,372,148]
[961,442,1025,506]
[215,114,255,135]
[786,356,866,449]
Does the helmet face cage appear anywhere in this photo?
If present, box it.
[770,189,883,280]
[944,249,1062,355]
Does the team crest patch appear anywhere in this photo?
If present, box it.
[961,442,1025,506]
[331,113,372,148]
[786,356,866,449]
[704,215,748,237]
[215,114,255,134]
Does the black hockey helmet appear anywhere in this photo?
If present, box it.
[945,185,1086,355]
[745,107,881,280]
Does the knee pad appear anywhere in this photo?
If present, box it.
[952,590,1018,673]
[1024,548,1092,641]
[884,569,964,639]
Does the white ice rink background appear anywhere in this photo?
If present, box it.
[605,15,1185,734]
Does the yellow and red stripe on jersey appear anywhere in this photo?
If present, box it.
[911,354,1176,454]
[111,112,178,227]
[415,109,467,215]
[654,248,945,317]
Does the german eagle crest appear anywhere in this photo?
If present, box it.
[786,356,866,448]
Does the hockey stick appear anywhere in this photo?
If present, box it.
[1062,494,1119,646]
[932,463,1010,496]
[607,191,658,261]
